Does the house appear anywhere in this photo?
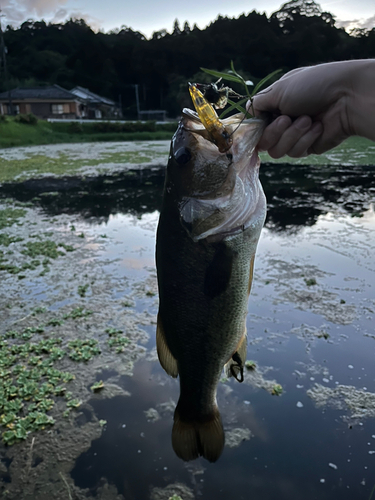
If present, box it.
[70,86,121,119]
[0,84,121,120]
[0,85,82,119]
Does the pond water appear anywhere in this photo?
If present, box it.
[1,162,375,499]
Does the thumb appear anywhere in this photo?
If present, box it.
[250,86,280,117]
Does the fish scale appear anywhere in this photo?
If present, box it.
[156,106,266,462]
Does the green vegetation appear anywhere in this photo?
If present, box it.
[271,384,283,396]
[260,137,375,166]
[0,238,75,277]
[245,360,257,370]
[0,135,374,186]
[1,8,375,118]
[68,339,101,362]
[0,301,106,446]
[105,328,130,353]
[77,284,89,297]
[304,278,317,286]
[0,207,27,229]
[91,380,104,392]
[0,143,170,184]
[0,117,175,150]
[63,307,93,320]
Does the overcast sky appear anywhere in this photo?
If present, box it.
[0,0,374,37]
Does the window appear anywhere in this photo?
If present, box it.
[51,104,64,114]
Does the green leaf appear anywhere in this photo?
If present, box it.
[219,97,249,119]
[252,69,282,97]
[200,67,243,84]
[230,60,242,79]
[222,98,247,116]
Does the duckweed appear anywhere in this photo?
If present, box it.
[0,234,24,247]
[78,284,89,297]
[271,384,283,396]
[0,322,100,445]
[105,328,130,353]
[63,307,93,319]
[91,380,104,392]
[0,208,26,229]
[22,240,74,259]
[305,278,317,286]
[68,339,100,362]
[245,360,257,371]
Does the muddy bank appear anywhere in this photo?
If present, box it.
[1,146,375,499]
[0,197,156,499]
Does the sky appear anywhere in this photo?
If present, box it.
[0,0,374,37]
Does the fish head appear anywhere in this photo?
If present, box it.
[167,110,235,200]
[166,109,267,241]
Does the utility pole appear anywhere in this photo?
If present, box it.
[0,9,12,115]
[134,84,140,120]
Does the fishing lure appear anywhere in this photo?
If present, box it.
[188,83,232,153]
[195,78,245,110]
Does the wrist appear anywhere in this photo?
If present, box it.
[344,59,375,139]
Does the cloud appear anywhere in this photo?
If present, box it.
[0,0,69,25]
[65,11,103,31]
[337,14,375,32]
[0,1,102,30]
[50,8,68,24]
[20,0,69,16]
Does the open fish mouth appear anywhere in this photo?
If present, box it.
[174,110,266,241]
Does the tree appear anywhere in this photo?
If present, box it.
[172,19,181,36]
[272,0,335,27]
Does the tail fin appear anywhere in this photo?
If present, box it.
[172,403,224,462]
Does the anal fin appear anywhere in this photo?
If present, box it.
[156,314,178,378]
[224,329,247,382]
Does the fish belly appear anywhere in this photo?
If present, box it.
[155,193,265,461]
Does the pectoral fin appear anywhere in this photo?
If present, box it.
[224,330,247,382]
[248,255,255,295]
[156,314,178,378]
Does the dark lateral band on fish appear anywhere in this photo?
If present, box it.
[156,90,267,462]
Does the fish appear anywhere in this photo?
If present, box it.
[155,99,266,462]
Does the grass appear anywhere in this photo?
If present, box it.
[0,117,175,149]
[0,122,374,185]
[0,148,169,183]
[260,136,375,166]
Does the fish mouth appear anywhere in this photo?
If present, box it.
[177,109,267,242]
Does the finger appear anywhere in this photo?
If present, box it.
[257,115,292,151]
[287,122,323,158]
[267,115,313,159]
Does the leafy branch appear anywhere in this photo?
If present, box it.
[200,62,281,118]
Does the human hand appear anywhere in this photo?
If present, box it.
[250,62,358,158]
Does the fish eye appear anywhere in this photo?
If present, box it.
[174,147,191,165]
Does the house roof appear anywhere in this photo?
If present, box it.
[70,86,115,106]
[0,84,79,101]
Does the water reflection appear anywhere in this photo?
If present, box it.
[0,164,374,232]
[1,161,375,497]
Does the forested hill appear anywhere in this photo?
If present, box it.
[1,0,374,118]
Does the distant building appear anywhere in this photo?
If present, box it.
[0,84,121,119]
[70,86,121,119]
[0,85,82,119]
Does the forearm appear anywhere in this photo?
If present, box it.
[345,59,375,140]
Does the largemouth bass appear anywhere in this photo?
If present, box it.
[155,107,266,462]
